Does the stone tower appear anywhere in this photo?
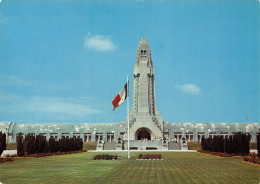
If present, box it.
[126,36,164,140]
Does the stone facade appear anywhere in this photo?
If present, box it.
[0,122,259,145]
[127,37,164,141]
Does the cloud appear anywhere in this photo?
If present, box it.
[0,74,71,92]
[84,34,116,52]
[0,95,101,117]
[0,75,33,87]
[175,84,201,95]
[31,96,101,115]
[0,94,104,123]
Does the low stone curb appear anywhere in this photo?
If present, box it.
[93,159,120,161]
[242,161,260,167]
[1,150,17,157]
[136,159,163,160]
[89,150,197,152]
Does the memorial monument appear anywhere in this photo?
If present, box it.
[0,37,259,150]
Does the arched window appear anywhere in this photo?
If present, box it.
[140,50,147,56]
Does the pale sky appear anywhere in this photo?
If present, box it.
[0,0,259,124]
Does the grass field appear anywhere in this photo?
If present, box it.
[6,143,17,150]
[187,142,202,150]
[0,152,259,184]
[83,142,97,151]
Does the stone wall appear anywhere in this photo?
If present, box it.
[1,122,259,143]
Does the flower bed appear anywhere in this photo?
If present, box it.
[198,150,232,157]
[248,152,258,157]
[0,150,87,164]
[93,154,120,160]
[243,155,260,165]
[199,150,260,165]
[0,156,14,164]
[138,154,162,160]
[14,150,86,158]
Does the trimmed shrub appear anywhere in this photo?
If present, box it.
[17,133,25,156]
[16,133,83,157]
[257,132,260,157]
[0,132,7,156]
[35,135,47,153]
[0,157,14,164]
[201,132,251,156]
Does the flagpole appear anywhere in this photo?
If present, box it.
[127,75,130,159]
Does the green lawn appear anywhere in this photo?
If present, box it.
[0,152,259,184]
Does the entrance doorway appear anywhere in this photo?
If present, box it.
[136,128,151,140]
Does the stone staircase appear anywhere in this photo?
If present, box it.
[124,140,163,150]
[103,141,116,150]
[152,117,163,132]
[168,142,181,150]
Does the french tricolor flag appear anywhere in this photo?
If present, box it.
[112,82,128,110]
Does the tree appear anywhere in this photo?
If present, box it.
[36,135,46,153]
[0,132,7,156]
[25,134,36,155]
[229,135,233,154]
[16,133,83,156]
[201,137,207,151]
[49,137,56,153]
[219,136,224,153]
[225,137,232,154]
[17,132,25,156]
[245,133,251,156]
[257,132,260,157]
